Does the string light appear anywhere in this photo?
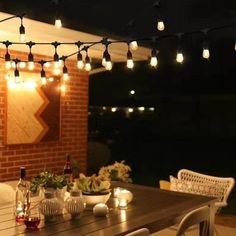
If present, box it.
[0,13,234,90]
[156,19,165,31]
[62,56,69,81]
[150,48,158,67]
[19,15,26,42]
[202,41,210,59]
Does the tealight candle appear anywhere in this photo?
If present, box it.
[93,203,109,217]
[117,189,133,203]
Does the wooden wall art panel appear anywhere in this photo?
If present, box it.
[6,72,60,144]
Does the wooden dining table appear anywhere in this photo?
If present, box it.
[0,183,216,236]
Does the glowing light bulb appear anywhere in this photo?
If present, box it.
[60,84,66,92]
[41,77,47,85]
[54,61,60,69]
[127,59,134,69]
[150,57,158,67]
[44,62,51,68]
[138,107,145,111]
[19,25,25,42]
[28,61,35,70]
[157,20,165,31]
[128,108,134,113]
[176,51,184,64]
[130,90,135,95]
[5,61,11,69]
[53,68,61,75]
[48,77,54,82]
[105,61,112,70]
[202,48,210,59]
[111,107,117,112]
[77,60,84,69]
[234,40,236,51]
[102,58,107,67]
[63,73,69,81]
[55,19,62,28]
[130,41,138,50]
[85,63,91,71]
[19,62,26,68]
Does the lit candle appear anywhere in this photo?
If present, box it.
[118,198,128,210]
[117,189,133,204]
[113,187,122,198]
[93,203,109,217]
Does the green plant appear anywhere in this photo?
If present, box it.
[30,171,72,194]
[76,173,111,194]
[98,160,132,183]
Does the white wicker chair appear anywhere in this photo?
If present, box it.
[177,169,235,213]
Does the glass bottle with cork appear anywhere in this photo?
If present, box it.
[63,153,73,183]
[15,167,30,222]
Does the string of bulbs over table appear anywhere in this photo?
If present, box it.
[0,14,235,89]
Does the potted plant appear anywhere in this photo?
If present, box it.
[30,171,72,197]
[75,173,111,206]
[98,160,132,183]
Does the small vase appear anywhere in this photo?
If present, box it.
[39,188,63,222]
[65,190,85,219]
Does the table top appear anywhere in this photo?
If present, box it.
[0,183,216,236]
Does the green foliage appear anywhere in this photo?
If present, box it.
[30,171,72,194]
[76,173,111,194]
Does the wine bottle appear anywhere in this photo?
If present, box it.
[15,167,30,222]
[63,154,73,183]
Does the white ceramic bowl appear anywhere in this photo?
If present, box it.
[82,192,111,206]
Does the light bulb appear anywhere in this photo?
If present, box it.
[41,77,47,85]
[54,61,60,69]
[77,60,84,69]
[105,61,113,70]
[102,58,107,67]
[127,59,134,69]
[234,40,236,51]
[15,76,21,83]
[60,84,66,93]
[5,61,11,69]
[85,63,91,71]
[44,62,51,68]
[157,20,165,31]
[202,48,210,59]
[150,57,158,67]
[176,52,184,63]
[28,61,35,70]
[55,19,62,28]
[63,73,69,81]
[19,62,26,68]
[130,41,138,50]
[48,77,54,82]
[19,25,25,42]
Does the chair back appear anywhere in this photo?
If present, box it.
[177,169,235,209]
[176,206,210,236]
[125,228,150,236]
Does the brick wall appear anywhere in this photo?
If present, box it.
[0,49,88,181]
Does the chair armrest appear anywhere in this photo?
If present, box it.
[215,202,227,208]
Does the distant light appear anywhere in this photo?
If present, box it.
[149,107,155,111]
[48,77,54,82]
[111,107,117,112]
[176,51,184,63]
[138,107,145,111]
[102,106,106,110]
[130,90,135,95]
[128,108,134,113]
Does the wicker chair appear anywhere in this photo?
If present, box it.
[177,169,235,214]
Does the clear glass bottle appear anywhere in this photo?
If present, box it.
[63,153,73,183]
[15,167,30,222]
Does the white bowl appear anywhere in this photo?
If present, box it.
[82,192,111,206]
